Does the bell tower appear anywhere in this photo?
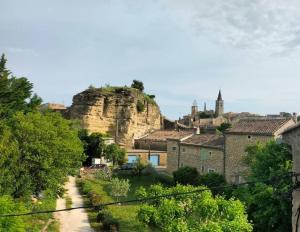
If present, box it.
[215,90,224,117]
[191,100,198,121]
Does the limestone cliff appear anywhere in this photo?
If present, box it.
[67,87,162,148]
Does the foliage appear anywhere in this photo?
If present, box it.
[173,166,200,185]
[232,141,292,232]
[0,54,42,118]
[136,100,145,112]
[136,184,253,232]
[133,157,148,176]
[104,143,126,166]
[109,178,130,201]
[217,123,232,133]
[78,130,106,166]
[0,111,85,197]
[131,80,144,92]
[94,169,111,181]
[198,172,227,195]
[0,195,26,232]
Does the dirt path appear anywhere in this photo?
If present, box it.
[55,176,94,232]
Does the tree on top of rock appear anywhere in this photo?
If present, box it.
[131,80,144,92]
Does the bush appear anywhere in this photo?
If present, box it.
[154,173,174,186]
[109,178,130,201]
[94,169,111,181]
[136,100,145,113]
[131,80,144,92]
[173,166,200,185]
[133,157,147,176]
[141,164,157,176]
[197,172,227,195]
[102,213,119,231]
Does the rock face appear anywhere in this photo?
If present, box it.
[67,87,162,148]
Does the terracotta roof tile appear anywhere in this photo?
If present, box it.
[138,130,193,142]
[226,118,292,135]
[181,134,224,149]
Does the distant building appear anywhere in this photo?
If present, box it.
[166,133,224,174]
[40,103,67,114]
[224,118,296,183]
[282,123,300,232]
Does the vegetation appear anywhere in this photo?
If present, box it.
[231,141,292,232]
[104,143,126,166]
[131,80,144,92]
[198,172,227,195]
[136,100,145,112]
[136,184,253,232]
[79,130,107,166]
[0,54,83,231]
[109,178,130,201]
[217,122,232,133]
[173,166,200,185]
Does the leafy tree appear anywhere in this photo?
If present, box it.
[79,130,106,166]
[0,111,85,197]
[133,157,147,176]
[173,166,200,185]
[198,172,227,195]
[217,123,232,133]
[0,195,26,232]
[0,54,42,117]
[109,178,130,201]
[232,141,292,232]
[136,184,252,232]
[104,143,126,166]
[131,80,144,92]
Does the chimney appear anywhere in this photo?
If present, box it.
[293,112,298,123]
[194,127,200,135]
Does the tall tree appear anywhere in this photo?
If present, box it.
[131,80,144,92]
[0,54,42,117]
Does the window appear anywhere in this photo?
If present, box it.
[209,151,212,157]
[200,149,209,160]
[172,147,177,151]
[234,175,241,184]
[127,155,137,163]
[247,135,252,139]
[182,147,186,152]
[208,168,215,173]
[201,166,205,173]
[149,155,160,166]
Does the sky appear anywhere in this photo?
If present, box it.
[1,0,300,120]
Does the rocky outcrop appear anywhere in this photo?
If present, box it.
[67,87,162,148]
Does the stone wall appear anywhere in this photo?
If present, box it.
[135,140,167,151]
[224,134,273,183]
[282,127,300,232]
[166,140,180,174]
[67,88,162,148]
[126,150,167,166]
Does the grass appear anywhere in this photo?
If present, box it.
[23,192,59,232]
[77,173,163,231]
[65,193,72,209]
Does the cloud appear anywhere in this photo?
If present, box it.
[165,0,300,55]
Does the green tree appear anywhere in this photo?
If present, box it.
[0,195,26,232]
[0,111,85,197]
[232,141,292,232]
[109,178,130,201]
[136,100,145,112]
[131,80,144,92]
[217,123,232,133]
[104,143,126,166]
[136,184,252,232]
[79,130,106,166]
[173,166,200,185]
[0,54,42,117]
[198,172,227,195]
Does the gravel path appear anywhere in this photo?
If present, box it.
[55,176,94,232]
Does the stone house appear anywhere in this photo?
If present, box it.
[126,149,167,168]
[166,134,224,175]
[225,118,296,183]
[282,123,300,232]
[134,130,193,151]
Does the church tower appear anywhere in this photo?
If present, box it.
[215,90,224,117]
[191,100,198,121]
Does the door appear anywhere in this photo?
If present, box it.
[149,155,159,166]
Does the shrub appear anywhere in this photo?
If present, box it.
[131,80,144,92]
[102,213,119,231]
[173,166,200,185]
[109,178,130,201]
[197,172,227,195]
[136,100,145,113]
[154,173,174,186]
[141,164,157,176]
[133,157,147,176]
[94,169,111,181]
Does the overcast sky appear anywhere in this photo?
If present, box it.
[1,0,300,119]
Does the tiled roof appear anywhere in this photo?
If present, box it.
[226,118,292,135]
[282,123,300,134]
[137,130,193,142]
[181,134,224,149]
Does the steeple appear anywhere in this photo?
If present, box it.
[215,90,224,117]
[217,90,222,101]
